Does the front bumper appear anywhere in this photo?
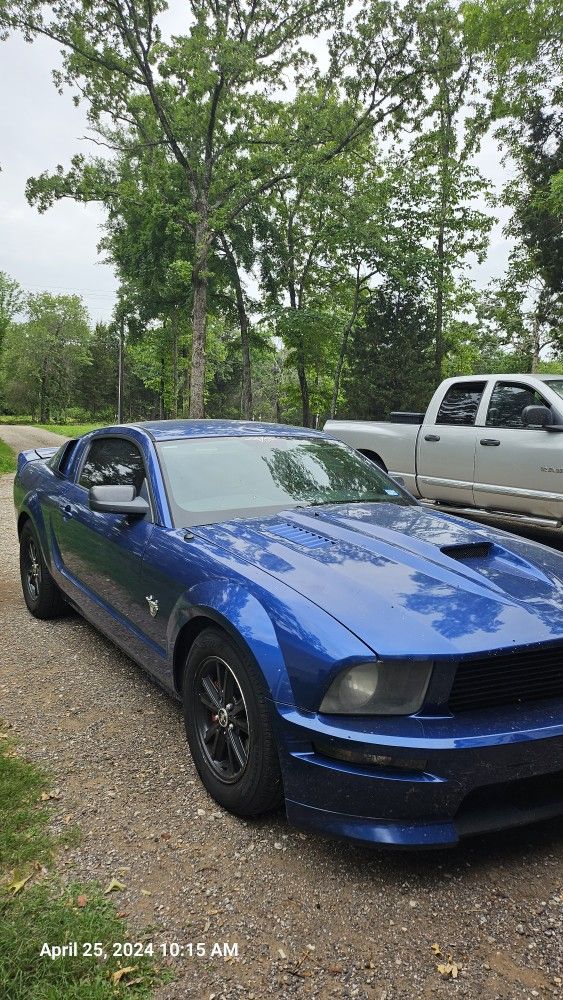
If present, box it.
[273,701,563,847]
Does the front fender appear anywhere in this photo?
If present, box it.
[168,568,376,712]
[169,580,294,704]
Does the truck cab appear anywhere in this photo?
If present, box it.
[325,374,563,528]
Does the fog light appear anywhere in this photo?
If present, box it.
[314,742,427,771]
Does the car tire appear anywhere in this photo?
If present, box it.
[19,521,68,619]
[183,627,283,817]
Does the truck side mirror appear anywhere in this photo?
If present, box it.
[522,404,552,428]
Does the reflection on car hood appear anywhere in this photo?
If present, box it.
[194,502,563,658]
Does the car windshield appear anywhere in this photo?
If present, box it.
[157,435,413,527]
[544,380,563,401]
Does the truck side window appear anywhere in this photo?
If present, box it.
[486,383,549,428]
[436,382,486,426]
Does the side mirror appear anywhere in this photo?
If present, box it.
[89,485,150,517]
[522,404,552,428]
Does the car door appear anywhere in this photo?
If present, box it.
[416,381,486,505]
[473,380,563,519]
[49,434,156,637]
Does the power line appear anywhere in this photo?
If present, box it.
[11,281,117,297]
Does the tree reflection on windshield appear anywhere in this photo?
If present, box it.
[158,435,412,528]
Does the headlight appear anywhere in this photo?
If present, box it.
[319,660,432,715]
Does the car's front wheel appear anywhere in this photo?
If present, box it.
[183,627,283,816]
[19,521,67,619]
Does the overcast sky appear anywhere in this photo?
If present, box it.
[0,18,514,325]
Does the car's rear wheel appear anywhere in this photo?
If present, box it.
[183,627,283,816]
[19,521,67,619]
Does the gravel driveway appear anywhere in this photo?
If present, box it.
[1,426,562,999]
[0,423,68,451]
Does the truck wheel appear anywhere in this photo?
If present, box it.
[19,521,68,619]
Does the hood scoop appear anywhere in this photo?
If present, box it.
[268,522,332,550]
[441,541,493,562]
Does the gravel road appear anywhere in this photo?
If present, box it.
[1,425,562,999]
[0,423,68,451]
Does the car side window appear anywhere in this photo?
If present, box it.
[486,383,550,428]
[435,382,486,426]
[79,438,146,494]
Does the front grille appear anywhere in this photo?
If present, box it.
[449,644,563,712]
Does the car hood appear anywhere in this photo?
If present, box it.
[194,502,563,658]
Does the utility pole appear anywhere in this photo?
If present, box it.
[117,316,125,423]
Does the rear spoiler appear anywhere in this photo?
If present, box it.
[17,446,58,472]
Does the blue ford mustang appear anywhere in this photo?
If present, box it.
[13,420,563,847]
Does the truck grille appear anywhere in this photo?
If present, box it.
[449,644,563,712]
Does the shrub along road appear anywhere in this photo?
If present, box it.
[0,425,562,999]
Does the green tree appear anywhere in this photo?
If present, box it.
[2,294,91,421]
[342,284,435,419]
[478,247,563,371]
[411,0,495,382]
[3,0,430,418]
[0,272,23,353]
[75,321,119,421]
[504,105,563,298]
[465,0,563,362]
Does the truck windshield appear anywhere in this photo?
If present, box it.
[157,435,413,527]
[544,381,563,401]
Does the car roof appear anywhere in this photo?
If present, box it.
[127,419,327,442]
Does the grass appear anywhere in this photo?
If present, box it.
[0,417,102,437]
[0,729,169,999]
[36,423,102,438]
[0,439,16,474]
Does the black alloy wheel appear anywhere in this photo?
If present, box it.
[19,521,67,619]
[183,627,283,816]
[23,534,41,603]
[194,655,250,783]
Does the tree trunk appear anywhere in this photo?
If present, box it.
[240,315,253,421]
[160,355,166,418]
[171,310,179,418]
[190,271,207,418]
[117,316,125,423]
[180,333,189,416]
[331,268,362,419]
[297,362,311,427]
[531,315,541,372]
[39,361,48,424]
[434,34,452,387]
[330,325,352,420]
[190,212,210,419]
[221,237,253,419]
[435,222,445,385]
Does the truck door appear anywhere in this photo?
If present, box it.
[416,380,486,506]
[473,380,563,519]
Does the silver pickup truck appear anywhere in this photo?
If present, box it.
[325,374,563,529]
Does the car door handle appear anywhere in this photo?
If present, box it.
[61,502,74,518]
[424,434,441,442]
[480,438,501,447]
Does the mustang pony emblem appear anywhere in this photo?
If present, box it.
[145,595,159,618]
